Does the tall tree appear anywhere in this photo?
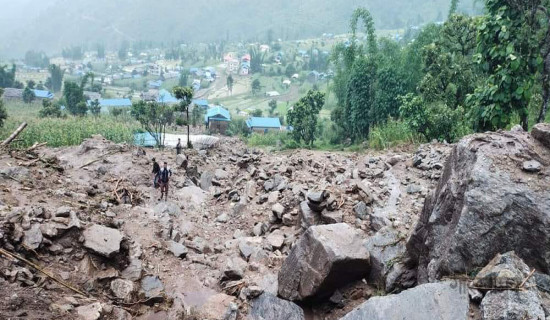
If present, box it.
[46,64,64,92]
[0,64,16,88]
[227,75,234,95]
[131,101,174,148]
[22,87,35,104]
[173,86,194,148]
[251,79,261,96]
[63,81,87,116]
[287,90,325,146]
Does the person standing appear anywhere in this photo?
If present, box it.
[152,158,160,188]
[158,162,172,201]
[176,138,182,155]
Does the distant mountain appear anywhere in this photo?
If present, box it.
[0,0,481,58]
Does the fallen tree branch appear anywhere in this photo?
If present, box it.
[2,122,27,146]
[79,150,121,169]
[520,269,536,288]
[0,248,87,296]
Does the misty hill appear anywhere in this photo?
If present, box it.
[0,0,479,57]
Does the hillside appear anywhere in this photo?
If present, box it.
[0,0,480,57]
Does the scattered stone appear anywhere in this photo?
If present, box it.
[141,276,164,299]
[110,279,135,302]
[266,230,285,250]
[55,206,72,217]
[278,223,370,301]
[307,191,326,203]
[83,224,123,258]
[253,223,268,237]
[76,302,102,320]
[522,160,542,173]
[121,258,142,281]
[353,201,370,220]
[23,224,43,250]
[223,256,248,280]
[481,288,544,320]
[167,241,188,258]
[200,171,214,190]
[272,203,285,219]
[216,213,229,223]
[250,293,304,320]
[473,252,528,289]
[340,282,468,320]
[299,201,319,229]
[176,154,188,168]
[406,184,421,194]
[469,288,483,303]
[320,210,343,224]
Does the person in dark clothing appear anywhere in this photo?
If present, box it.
[152,158,160,188]
[158,162,172,201]
[176,138,182,155]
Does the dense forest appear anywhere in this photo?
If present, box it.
[0,0,479,57]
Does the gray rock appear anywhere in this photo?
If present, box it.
[523,160,543,173]
[121,258,143,281]
[278,223,370,301]
[369,213,390,232]
[340,282,469,320]
[535,272,550,293]
[406,184,422,194]
[167,241,188,258]
[76,303,103,320]
[272,203,285,219]
[110,279,135,302]
[481,289,544,320]
[216,213,229,223]
[83,224,123,258]
[353,201,370,220]
[307,191,326,203]
[176,154,188,168]
[141,275,164,299]
[200,171,214,190]
[364,227,408,291]
[215,169,229,180]
[321,210,343,224]
[299,201,320,229]
[532,123,550,148]
[469,288,483,303]
[406,131,550,282]
[191,237,211,254]
[0,166,30,182]
[253,223,268,237]
[55,206,72,217]
[223,256,248,280]
[250,293,304,320]
[23,224,43,250]
[473,251,529,289]
[266,230,285,250]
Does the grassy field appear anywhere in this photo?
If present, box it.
[0,101,140,148]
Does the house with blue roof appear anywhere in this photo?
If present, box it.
[87,98,132,113]
[246,117,282,133]
[33,89,54,100]
[157,89,179,105]
[205,106,231,134]
[148,80,163,89]
[192,99,209,109]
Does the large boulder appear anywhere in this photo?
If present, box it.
[83,224,124,258]
[278,223,369,301]
[249,293,304,320]
[477,252,545,320]
[406,130,550,283]
[340,282,469,320]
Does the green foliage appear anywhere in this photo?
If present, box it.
[131,100,174,147]
[287,90,325,146]
[24,50,49,68]
[227,75,234,94]
[110,107,124,117]
[400,93,470,142]
[250,47,265,74]
[251,109,263,117]
[89,99,101,116]
[285,64,296,78]
[0,89,6,127]
[22,87,36,104]
[39,99,64,118]
[251,79,261,96]
[468,0,547,131]
[63,81,87,116]
[226,118,250,137]
[246,132,292,148]
[368,119,423,150]
[191,106,203,127]
[179,70,189,87]
[0,64,16,88]
[46,64,64,92]
[268,99,277,115]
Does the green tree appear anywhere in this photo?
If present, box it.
[89,99,101,116]
[46,64,64,92]
[250,47,265,74]
[0,89,7,127]
[251,109,263,117]
[251,79,261,96]
[191,106,203,127]
[39,99,63,118]
[268,99,277,115]
[26,80,36,89]
[0,64,16,88]
[131,101,174,148]
[63,81,87,116]
[97,44,105,59]
[22,87,36,104]
[173,86,194,147]
[227,75,234,95]
[287,90,325,146]
[285,64,296,78]
[467,0,546,131]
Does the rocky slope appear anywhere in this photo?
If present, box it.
[0,123,548,320]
